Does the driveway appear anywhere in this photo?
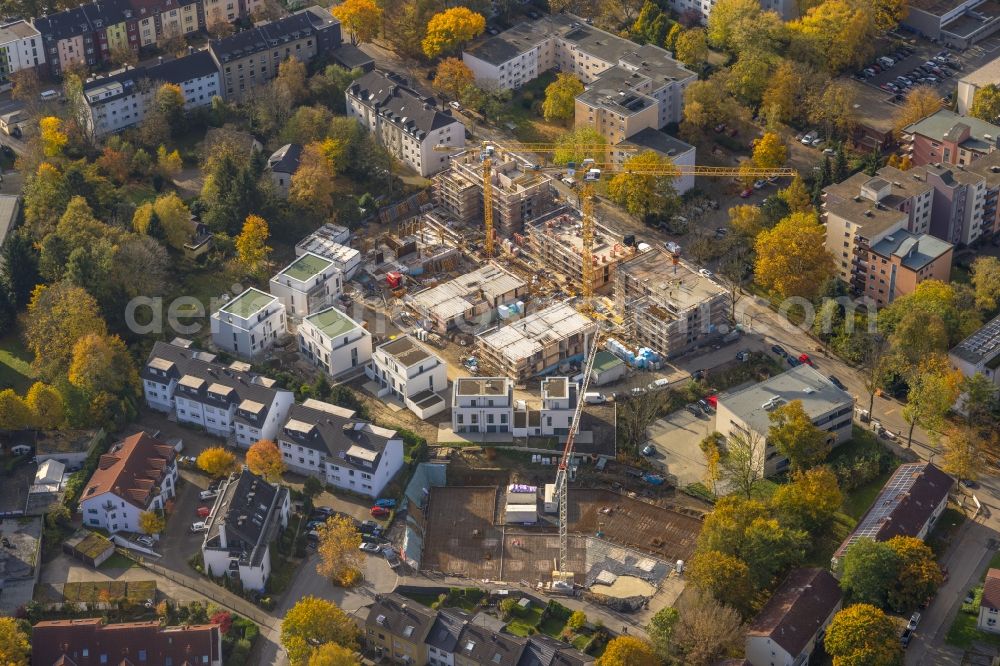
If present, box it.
[645,406,717,488]
[158,471,215,573]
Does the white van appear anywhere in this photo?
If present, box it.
[583,392,606,404]
[40,89,59,101]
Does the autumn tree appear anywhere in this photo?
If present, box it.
[672,593,745,666]
[26,382,66,429]
[607,151,679,220]
[542,73,585,123]
[886,536,942,612]
[788,0,875,72]
[331,0,382,44]
[755,211,834,299]
[825,604,902,666]
[751,132,787,170]
[616,391,660,455]
[674,28,708,69]
[23,282,106,381]
[772,467,842,531]
[197,447,239,478]
[632,1,672,45]
[246,439,285,481]
[762,60,811,125]
[0,389,32,430]
[157,145,183,178]
[687,549,755,614]
[290,142,337,218]
[553,126,607,165]
[706,0,760,49]
[778,175,813,213]
[316,515,365,586]
[727,50,775,107]
[808,80,858,140]
[139,511,166,536]
[840,538,899,607]
[307,643,356,666]
[40,116,68,157]
[281,596,358,666]
[133,192,193,251]
[0,617,30,666]
[970,83,1000,122]
[422,7,486,59]
[646,607,678,661]
[893,86,942,134]
[720,428,764,499]
[971,255,1000,311]
[275,57,309,106]
[901,354,962,447]
[596,636,658,666]
[24,162,70,240]
[235,214,272,276]
[726,205,765,240]
[767,400,832,471]
[433,57,475,100]
[682,75,750,134]
[68,334,138,398]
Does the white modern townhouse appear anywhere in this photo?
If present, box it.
[210,287,286,359]
[269,251,343,323]
[297,306,372,378]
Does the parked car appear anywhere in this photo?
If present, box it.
[810,137,823,147]
[359,541,381,554]
[800,132,817,145]
[199,490,218,500]
[828,375,847,390]
[648,378,670,391]
[311,506,335,517]
[370,506,390,518]
[739,188,753,198]
[907,612,921,631]
[136,536,155,548]
[787,357,801,367]
[753,179,766,189]
[685,404,702,417]
[630,386,648,396]
[449,101,461,110]
[383,546,402,568]
[190,521,207,533]
[196,506,211,518]
[375,498,397,509]
[771,344,787,357]
[641,444,656,456]
[699,268,713,278]
[798,353,813,366]
[901,628,912,647]
[360,520,383,537]
[698,399,714,413]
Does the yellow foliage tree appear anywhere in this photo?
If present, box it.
[316,515,365,586]
[235,214,272,275]
[421,7,485,59]
[307,643,356,666]
[276,58,309,105]
[893,85,941,134]
[246,439,286,481]
[674,28,708,68]
[607,151,678,219]
[825,603,901,666]
[281,596,358,666]
[433,57,475,100]
[778,175,813,213]
[39,116,68,157]
[139,511,166,535]
[290,143,337,217]
[788,0,874,72]
[754,211,834,299]
[751,132,787,170]
[23,282,107,381]
[197,446,239,478]
[595,636,659,666]
[728,204,767,239]
[0,616,30,666]
[68,333,139,398]
[542,72,585,123]
[332,0,382,44]
[26,382,66,429]
[706,0,760,49]
[157,144,183,178]
[0,389,32,430]
[762,60,809,125]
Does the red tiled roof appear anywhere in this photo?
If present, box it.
[82,432,176,509]
[32,618,220,666]
[983,569,1000,610]
[747,568,843,659]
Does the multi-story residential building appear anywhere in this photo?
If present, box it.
[346,69,465,177]
[34,0,138,77]
[745,569,843,666]
[211,287,286,359]
[267,143,302,197]
[526,207,636,294]
[278,399,404,496]
[32,618,223,666]
[129,0,201,48]
[534,376,578,437]
[824,168,934,236]
[79,432,177,535]
[859,229,953,307]
[141,339,295,448]
[360,593,437,664]
[614,249,730,360]
[269,251,342,322]
[923,163,991,245]
[950,313,1000,389]
[297,306,372,378]
[0,21,43,89]
[407,262,525,334]
[208,6,342,101]
[961,150,1000,242]
[451,377,514,435]
[202,469,290,591]
[434,145,554,236]
[617,127,696,193]
[832,462,952,567]
[667,0,798,22]
[715,365,855,477]
[902,109,1000,167]
[80,51,221,137]
[476,302,598,382]
[367,335,448,418]
[296,223,361,279]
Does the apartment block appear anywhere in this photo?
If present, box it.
[614,249,730,360]
[34,0,137,77]
[902,109,1000,167]
[527,207,635,294]
[81,51,220,137]
[278,399,403,497]
[715,365,855,477]
[296,223,361,279]
[407,262,525,334]
[367,335,448,419]
[962,150,1000,242]
[476,302,598,382]
[211,287,286,359]
[130,0,201,48]
[667,0,798,22]
[860,230,953,307]
[346,69,465,177]
[0,21,43,89]
[296,306,371,378]
[434,144,554,236]
[32,619,222,666]
[618,127,696,194]
[141,339,295,448]
[451,377,514,434]
[269,251,342,322]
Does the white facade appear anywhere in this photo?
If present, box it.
[268,251,343,322]
[81,492,148,535]
[295,224,361,279]
[0,21,43,89]
[368,335,448,402]
[451,377,514,434]
[211,287,286,359]
[173,387,295,448]
[297,306,372,378]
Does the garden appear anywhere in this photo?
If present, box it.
[947,552,1000,649]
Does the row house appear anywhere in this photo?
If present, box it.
[141,338,294,448]
[268,251,343,322]
[367,335,448,419]
[210,286,286,359]
[32,618,222,666]
[450,376,580,438]
[277,398,404,497]
[34,0,138,77]
[296,305,372,378]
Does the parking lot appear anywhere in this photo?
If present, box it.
[644,407,718,489]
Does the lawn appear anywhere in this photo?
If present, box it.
[98,553,136,570]
[506,606,544,637]
[399,590,442,608]
[501,71,570,144]
[0,333,35,393]
[538,613,569,638]
[803,512,855,567]
[945,552,1000,648]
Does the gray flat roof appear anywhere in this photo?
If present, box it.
[951,312,1000,366]
[718,365,854,436]
[870,229,952,270]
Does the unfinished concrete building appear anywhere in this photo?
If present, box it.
[407,262,526,334]
[475,302,598,381]
[433,146,554,237]
[615,249,731,359]
[526,207,636,293]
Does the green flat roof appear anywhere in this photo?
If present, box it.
[593,350,624,373]
[281,253,334,282]
[219,288,276,319]
[306,306,360,338]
